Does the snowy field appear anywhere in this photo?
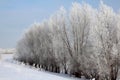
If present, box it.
[0,54,81,80]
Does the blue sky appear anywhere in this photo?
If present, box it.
[0,0,120,48]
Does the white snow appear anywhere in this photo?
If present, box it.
[0,54,81,80]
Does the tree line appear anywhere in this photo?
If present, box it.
[15,2,120,80]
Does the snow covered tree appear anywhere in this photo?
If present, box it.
[68,2,98,79]
[94,2,120,80]
[15,2,120,79]
[49,7,71,74]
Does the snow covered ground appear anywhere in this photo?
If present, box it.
[0,54,81,80]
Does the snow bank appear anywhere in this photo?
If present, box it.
[0,54,81,80]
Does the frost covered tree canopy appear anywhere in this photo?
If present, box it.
[15,1,120,80]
